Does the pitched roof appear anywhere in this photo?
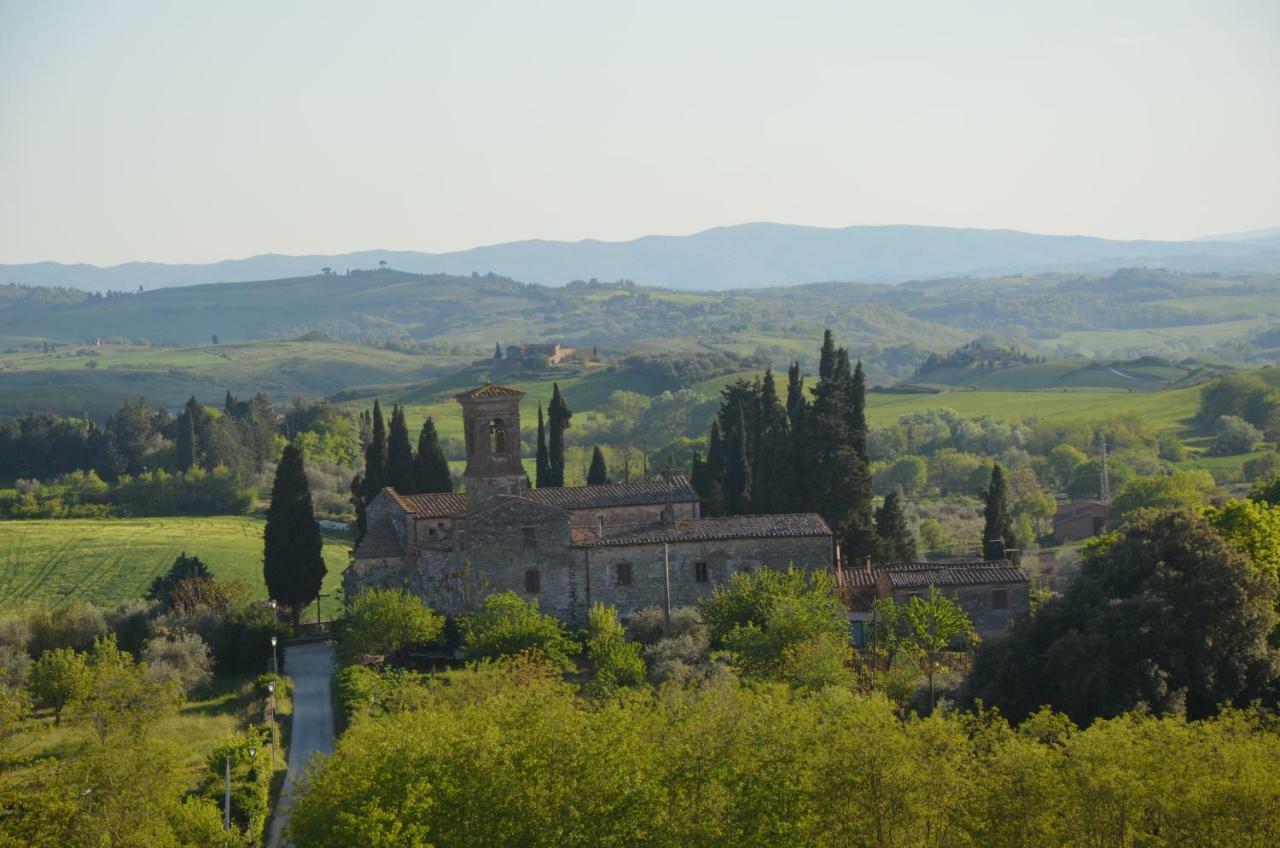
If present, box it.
[577,513,832,548]
[384,489,469,518]
[526,476,699,510]
[353,517,404,559]
[454,384,524,401]
[1054,501,1111,520]
[876,560,1027,589]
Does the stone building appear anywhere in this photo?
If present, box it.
[506,343,575,367]
[1052,500,1111,543]
[837,559,1030,643]
[346,383,834,626]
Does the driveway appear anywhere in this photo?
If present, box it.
[266,641,336,848]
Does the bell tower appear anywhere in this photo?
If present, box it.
[455,384,529,499]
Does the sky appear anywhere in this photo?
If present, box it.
[1,0,1278,265]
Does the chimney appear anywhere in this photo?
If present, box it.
[984,538,1005,561]
[661,503,675,528]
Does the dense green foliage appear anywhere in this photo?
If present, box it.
[337,588,445,666]
[289,659,1280,848]
[459,592,579,670]
[968,510,1280,722]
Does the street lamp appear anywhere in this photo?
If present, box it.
[270,635,278,676]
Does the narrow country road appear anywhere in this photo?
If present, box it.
[266,641,336,848]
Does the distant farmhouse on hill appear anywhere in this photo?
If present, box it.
[473,342,577,369]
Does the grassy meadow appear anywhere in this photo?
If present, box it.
[0,516,351,616]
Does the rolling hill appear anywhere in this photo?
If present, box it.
[5,222,1280,292]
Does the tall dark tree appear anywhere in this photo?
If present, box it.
[875,489,917,562]
[704,420,727,516]
[850,360,868,461]
[534,405,550,488]
[547,384,572,487]
[982,463,1014,559]
[413,417,452,493]
[385,404,416,493]
[818,329,836,381]
[689,450,707,502]
[363,400,388,495]
[586,446,609,485]
[493,342,503,360]
[724,406,752,515]
[353,400,388,539]
[751,370,788,515]
[175,400,197,472]
[263,444,327,626]
[785,362,807,435]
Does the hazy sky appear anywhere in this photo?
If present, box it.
[2,0,1278,265]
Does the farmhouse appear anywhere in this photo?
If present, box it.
[1053,500,1111,543]
[837,558,1030,643]
[345,384,835,625]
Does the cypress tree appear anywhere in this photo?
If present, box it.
[875,488,917,562]
[534,405,550,488]
[724,406,752,515]
[493,342,502,360]
[818,329,836,381]
[751,369,787,514]
[982,463,1014,560]
[850,360,868,461]
[689,450,707,501]
[413,417,452,493]
[224,390,235,414]
[176,400,197,472]
[385,404,416,493]
[704,420,727,515]
[363,400,387,494]
[785,362,806,434]
[547,384,572,487]
[586,446,609,485]
[263,444,326,626]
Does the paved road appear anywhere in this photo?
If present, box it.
[266,641,336,848]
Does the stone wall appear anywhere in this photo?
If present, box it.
[888,582,1029,639]
[566,501,699,531]
[579,535,833,621]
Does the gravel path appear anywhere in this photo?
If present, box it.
[266,641,336,848]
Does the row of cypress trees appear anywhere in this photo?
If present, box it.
[690,330,915,564]
[350,400,453,536]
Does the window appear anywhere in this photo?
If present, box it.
[694,561,709,583]
[521,526,537,549]
[850,620,866,649]
[615,562,632,587]
[525,569,541,594]
[991,588,1008,610]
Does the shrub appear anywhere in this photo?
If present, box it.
[1210,415,1262,456]
[143,631,214,693]
[337,588,445,666]
[460,592,579,671]
[583,604,645,692]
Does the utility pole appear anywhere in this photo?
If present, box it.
[1099,433,1112,504]
[224,757,231,831]
[662,543,672,629]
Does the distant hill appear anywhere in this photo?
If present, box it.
[903,344,1225,392]
[4,222,1280,292]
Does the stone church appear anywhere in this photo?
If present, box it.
[345,384,835,625]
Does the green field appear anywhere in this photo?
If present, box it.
[0,338,469,418]
[0,516,351,615]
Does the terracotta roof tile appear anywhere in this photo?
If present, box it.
[876,560,1027,589]
[577,513,832,548]
[527,477,699,510]
[384,489,469,518]
[454,384,525,400]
